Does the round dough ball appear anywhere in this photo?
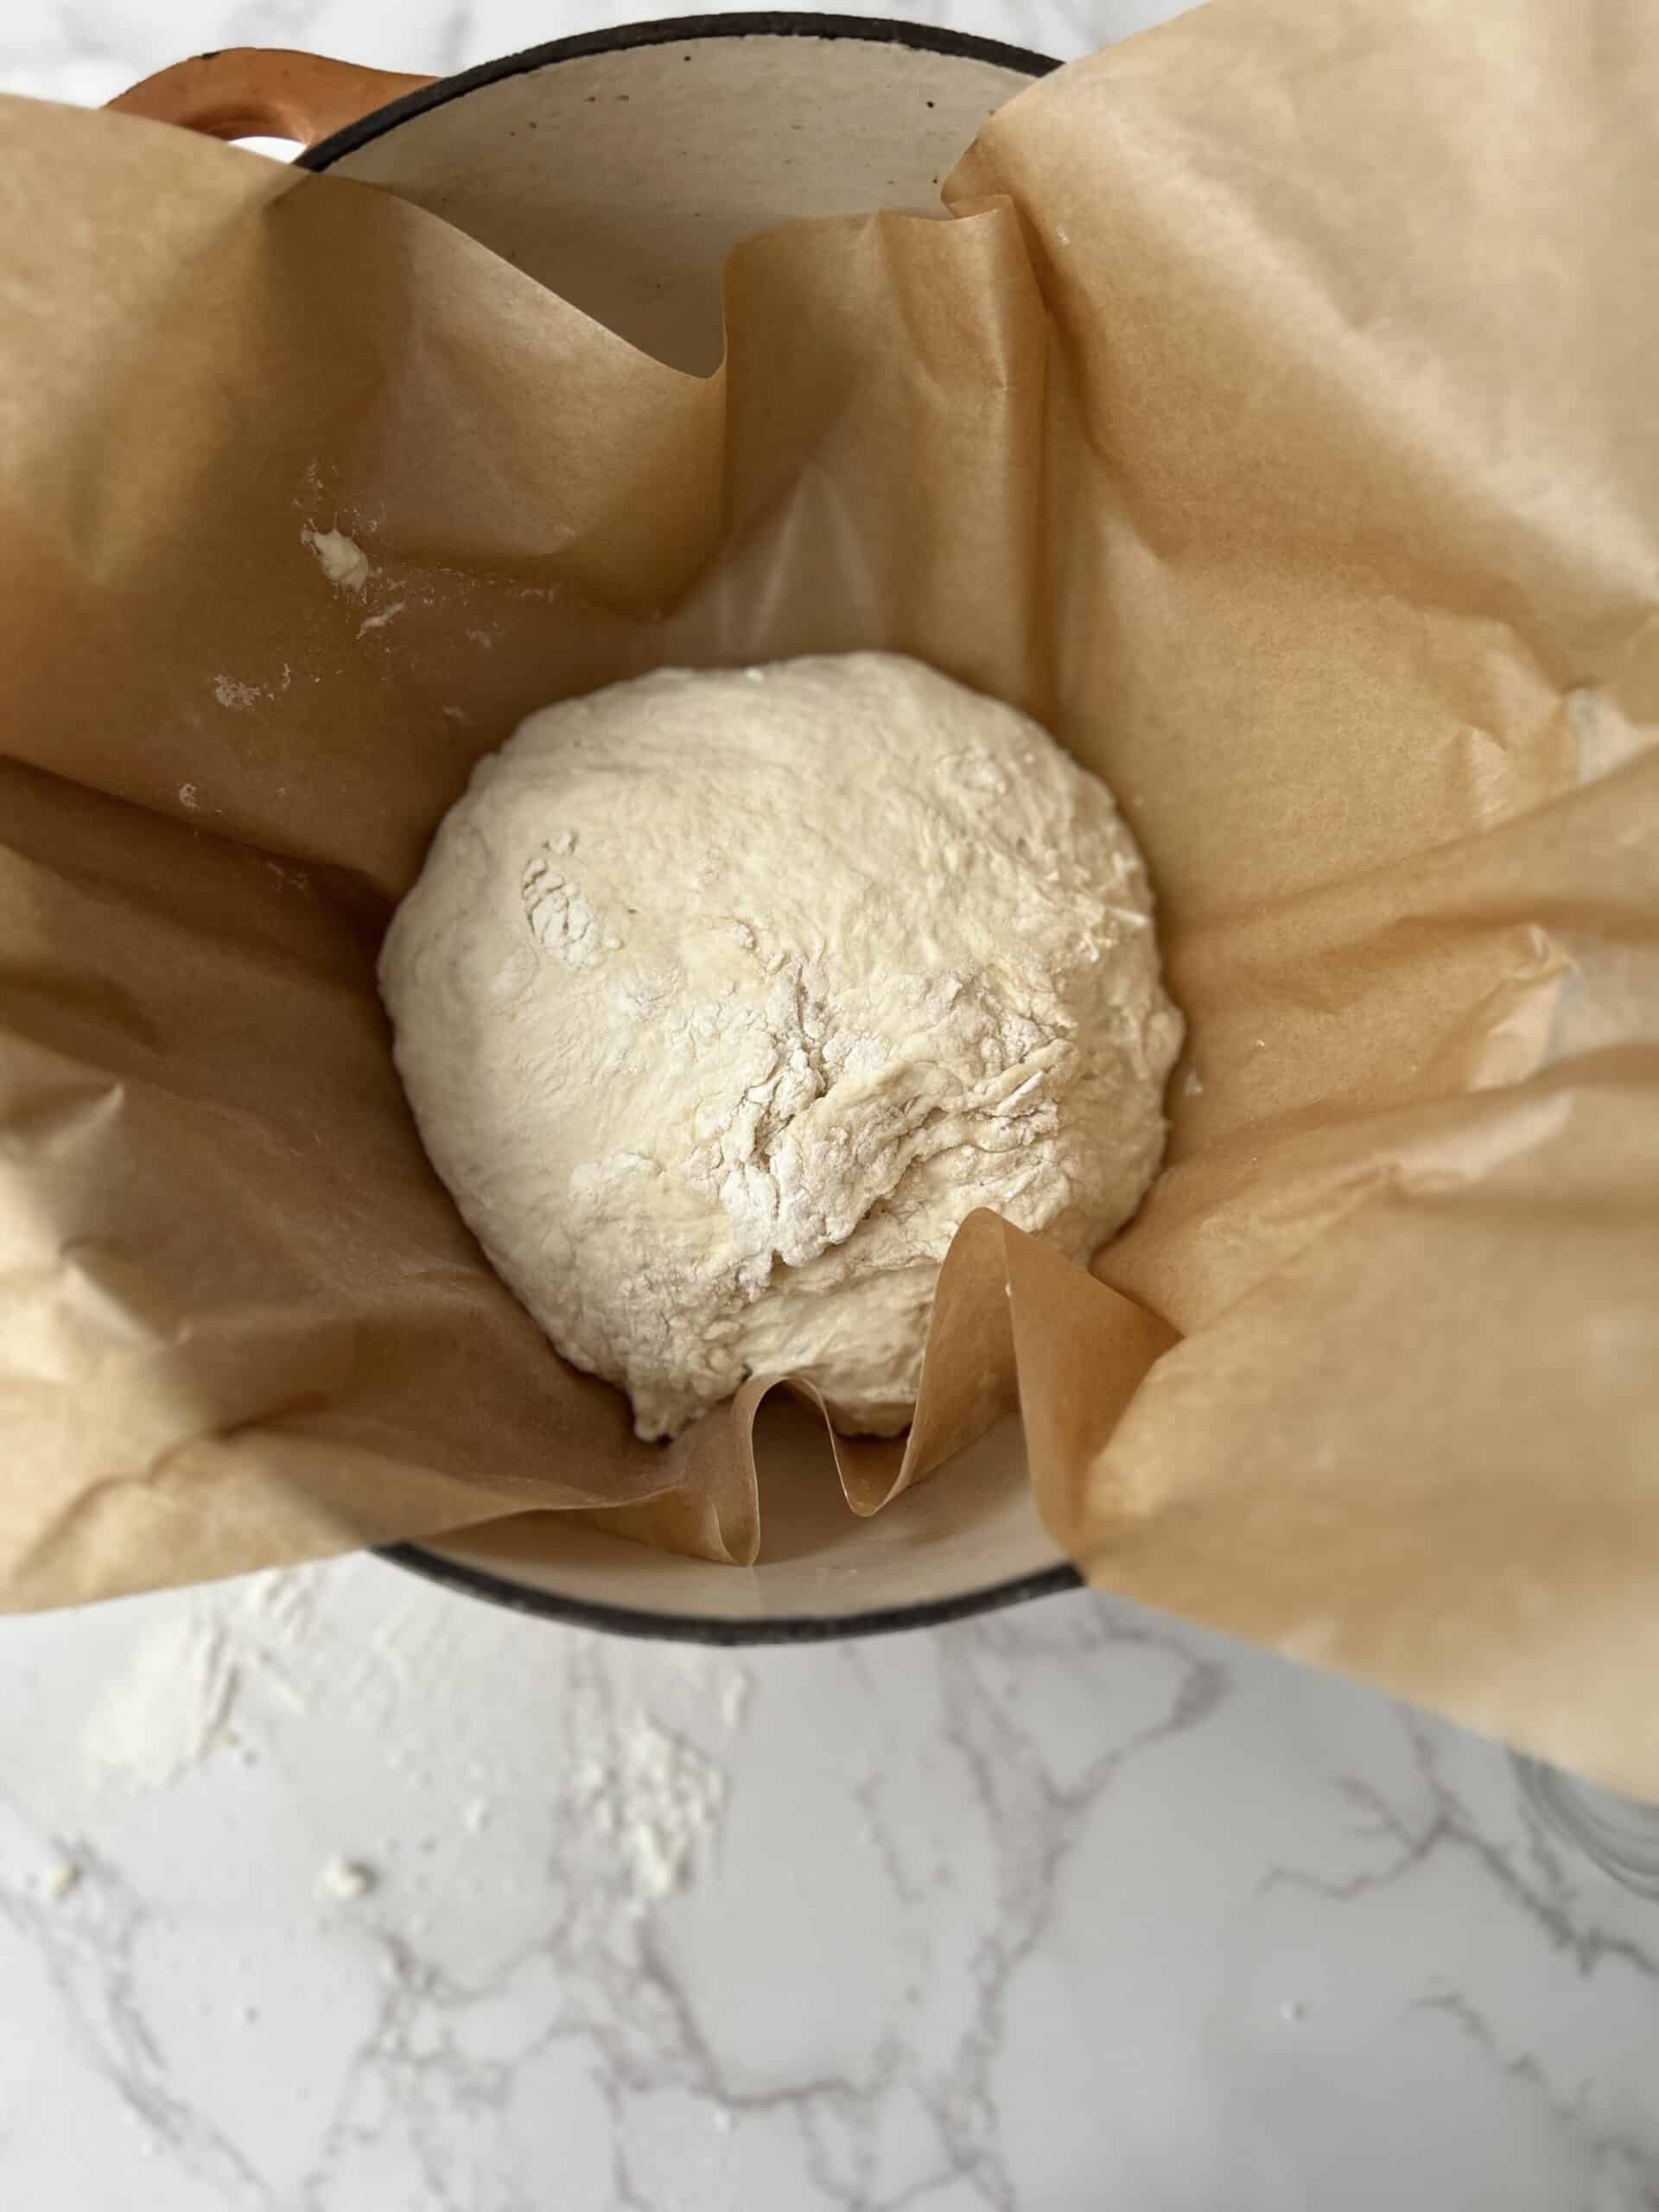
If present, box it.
[379,653,1182,1441]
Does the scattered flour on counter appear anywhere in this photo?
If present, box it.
[358,601,406,638]
[1183,1067,1204,1097]
[179,783,199,810]
[317,1855,376,1902]
[77,1570,334,1797]
[302,525,372,594]
[80,1614,237,1791]
[645,1645,753,1737]
[571,1712,725,1903]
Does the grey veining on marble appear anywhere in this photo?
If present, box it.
[3,3,1657,2205]
[3,1555,1658,2209]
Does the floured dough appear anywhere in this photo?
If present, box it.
[380,653,1183,1440]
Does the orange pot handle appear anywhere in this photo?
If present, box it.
[106,47,436,151]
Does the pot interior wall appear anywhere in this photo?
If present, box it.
[317,29,1038,372]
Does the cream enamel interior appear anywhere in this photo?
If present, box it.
[321,30,1036,374]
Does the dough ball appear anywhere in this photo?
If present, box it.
[379,653,1183,1440]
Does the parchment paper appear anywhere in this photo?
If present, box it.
[2,0,1656,1793]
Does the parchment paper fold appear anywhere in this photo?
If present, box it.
[2,0,1655,1793]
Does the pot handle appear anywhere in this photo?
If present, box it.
[106,48,435,151]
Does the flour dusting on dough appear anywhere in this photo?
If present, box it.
[380,655,1182,1441]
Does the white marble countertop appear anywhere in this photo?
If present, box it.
[3,4,1657,2205]
[5,1559,1659,2209]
